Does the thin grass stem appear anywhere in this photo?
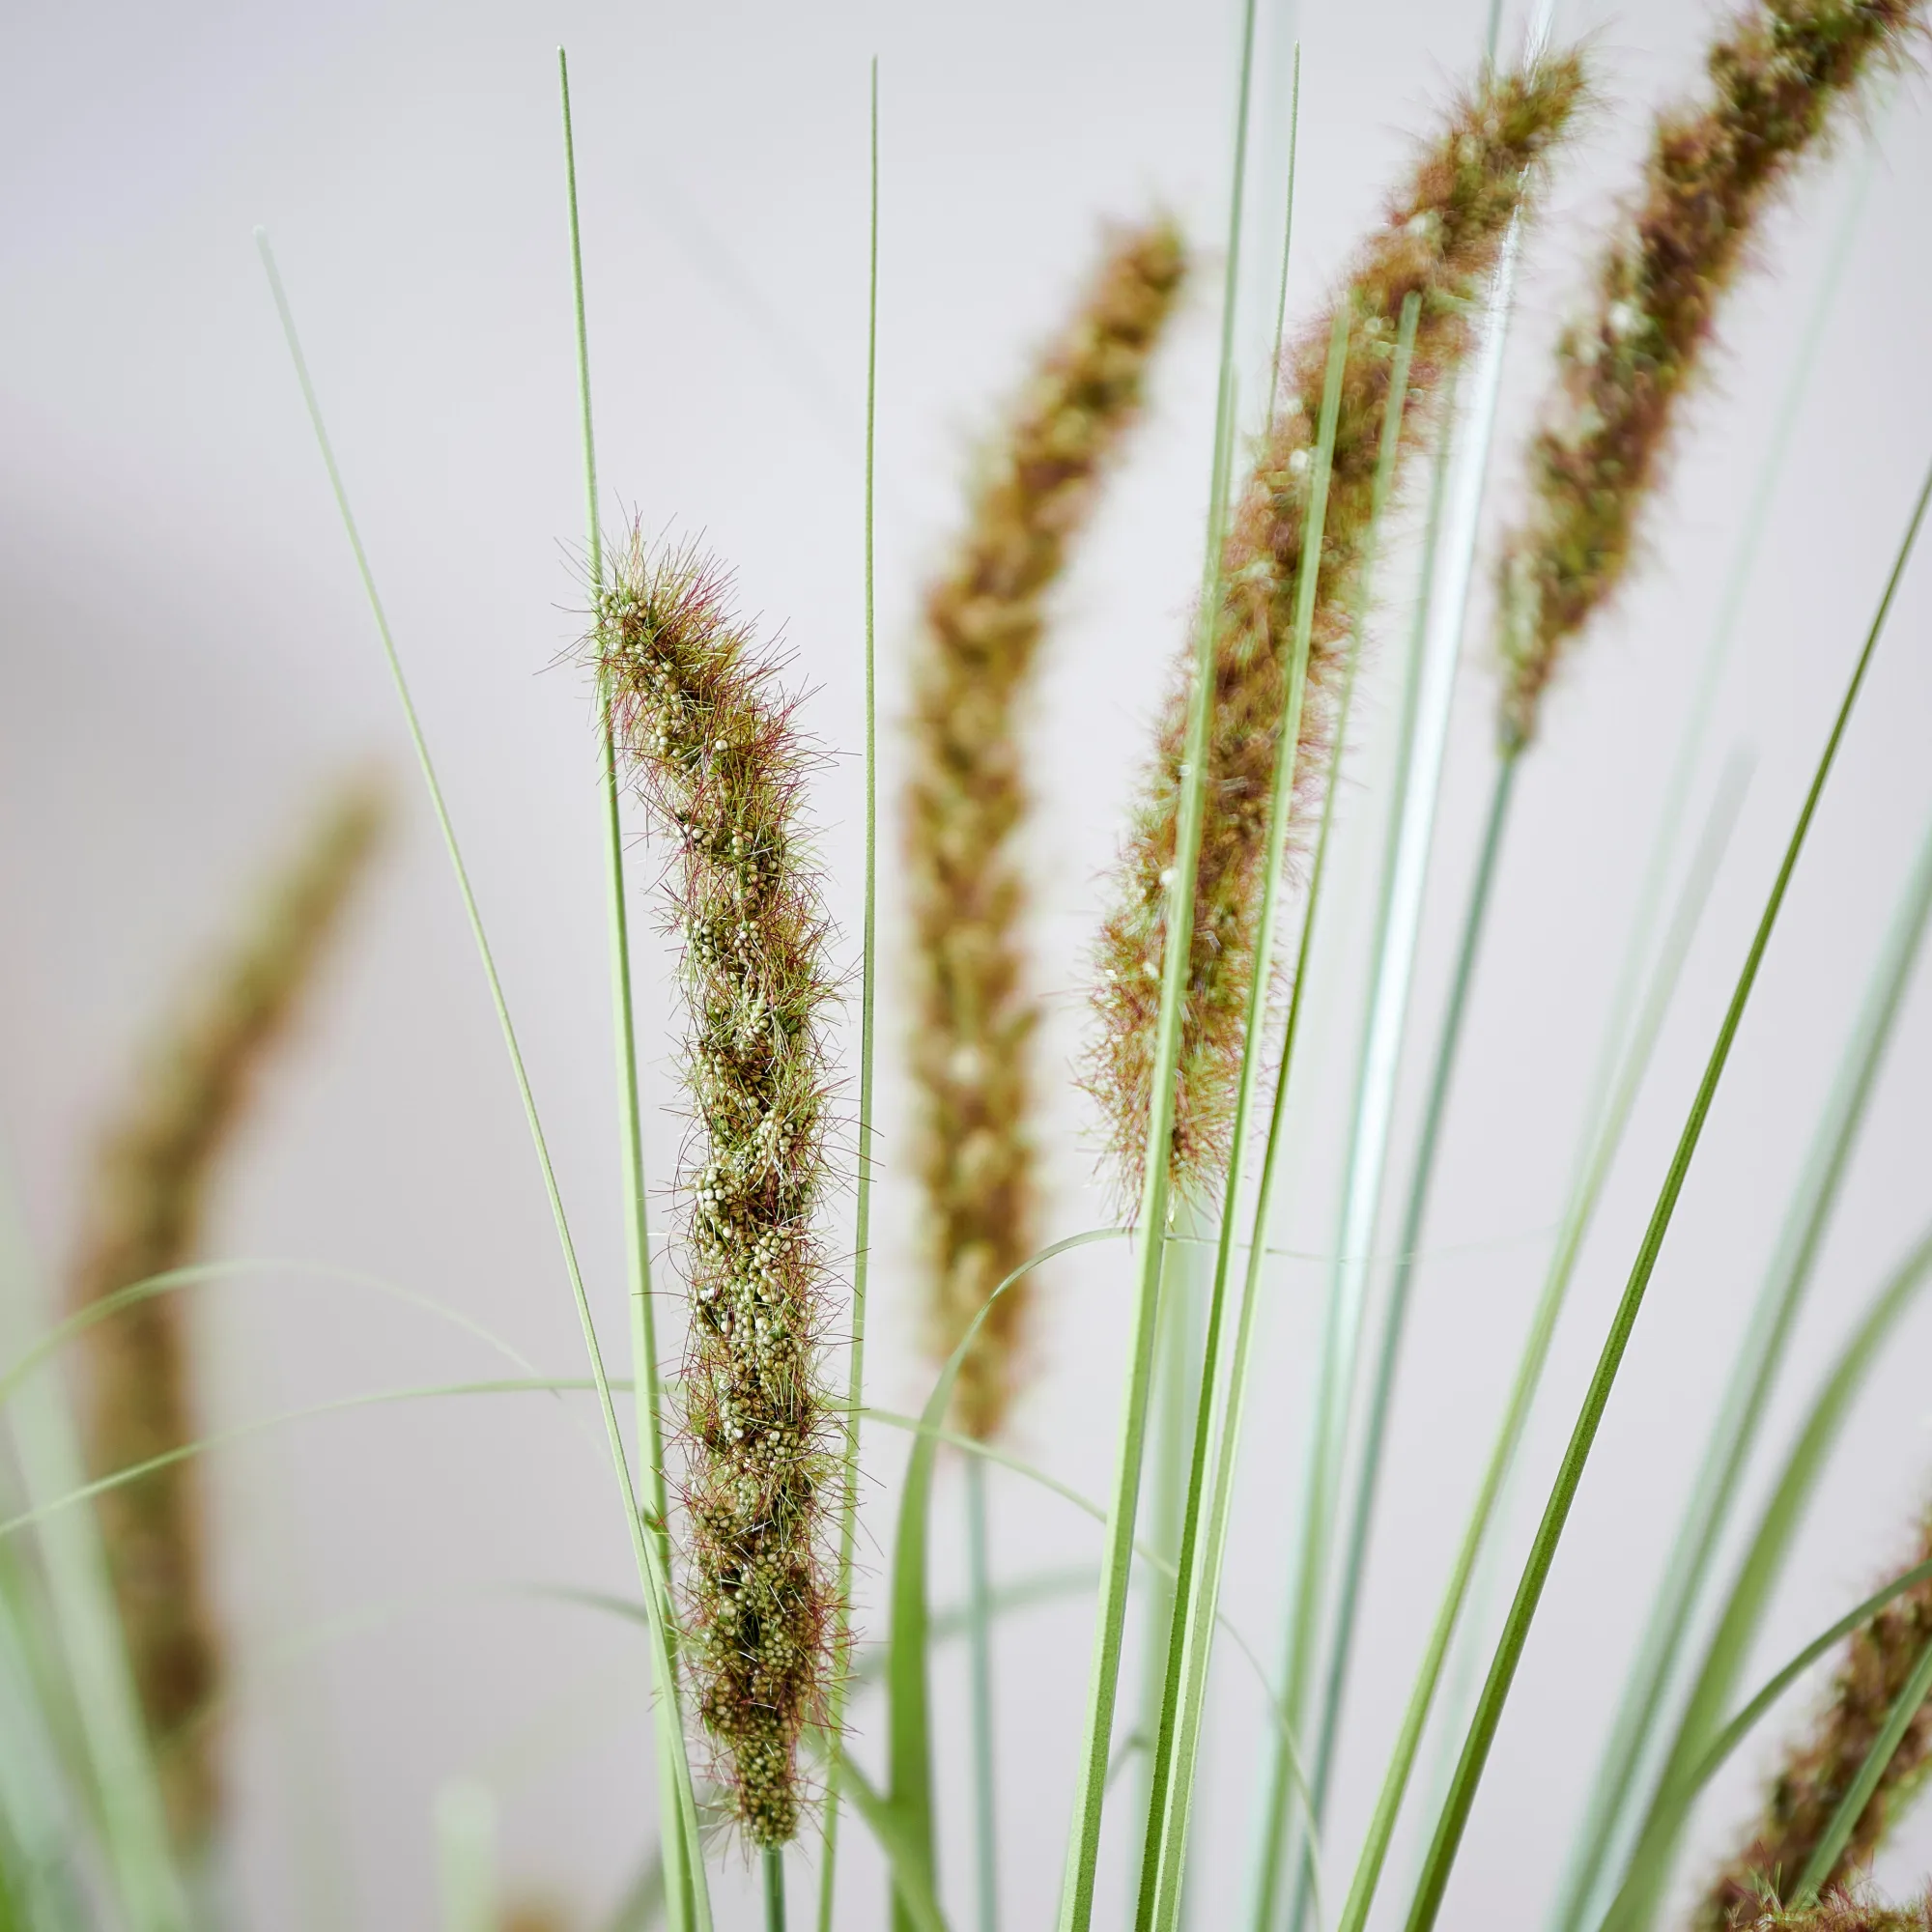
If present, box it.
[0,1179,187,1932]
[1251,388,1459,1932]
[965,1457,999,1932]
[1138,296,1361,1932]
[1792,1634,1932,1906]
[1331,752,1752,1932]
[818,62,880,1931]
[556,53,690,1932]
[1542,141,1881,1932]
[1055,6,1261,1923]
[256,231,712,1931]
[1609,1209,1932,1927]
[1401,453,1932,1932]
[1276,184,1533,1932]
[764,1848,788,1932]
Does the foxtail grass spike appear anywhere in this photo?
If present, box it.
[68,775,388,1852]
[907,218,1186,1438]
[1740,1889,1932,1932]
[1085,51,1585,1203]
[1697,1517,1932,1931]
[590,530,842,1849]
[1496,0,1922,750]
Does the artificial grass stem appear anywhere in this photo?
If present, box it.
[556,51,689,1929]
[818,57,880,1932]
[1054,4,1261,1924]
[1401,452,1932,1932]
[258,231,712,1929]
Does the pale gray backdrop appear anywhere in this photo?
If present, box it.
[3,1,1930,1928]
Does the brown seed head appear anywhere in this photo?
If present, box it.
[1497,0,1923,750]
[907,218,1186,1438]
[1085,52,1585,1205]
[69,773,388,1853]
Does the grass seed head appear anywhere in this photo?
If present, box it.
[589,530,842,1849]
[1496,0,1924,750]
[1085,50,1585,1207]
[907,218,1186,1438]
[69,773,388,1854]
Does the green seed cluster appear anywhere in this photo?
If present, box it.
[1087,55,1584,1206]
[1698,1512,1932,1932]
[71,777,387,1854]
[591,534,838,1848]
[908,219,1186,1438]
[1496,0,1922,750]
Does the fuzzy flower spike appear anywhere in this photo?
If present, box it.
[71,774,387,1852]
[591,531,841,1848]
[1496,0,1923,750]
[1086,51,1585,1203]
[908,219,1186,1438]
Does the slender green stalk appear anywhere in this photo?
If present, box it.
[435,1778,497,1932]
[1691,1538,1932,1811]
[1277,180,1534,1932]
[1331,753,1752,1932]
[1402,453,1932,1932]
[556,52,688,1932]
[1598,778,1932,1932]
[1545,144,1881,1932]
[1792,1634,1932,1907]
[1608,1222,1932,1931]
[1253,393,1458,1932]
[965,1458,998,1932]
[0,1179,186,1932]
[764,1849,787,1932]
[256,232,712,1930]
[1151,292,1425,1932]
[1137,298,1357,1932]
[817,60,880,1932]
[1055,6,1260,1923]
[1264,43,1301,426]
[1304,747,1517,1868]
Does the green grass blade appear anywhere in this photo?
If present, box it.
[1793,1632,1932,1904]
[1139,295,1377,1932]
[1403,453,1932,1932]
[0,1182,186,1932]
[965,1459,999,1932]
[256,233,712,1932]
[833,1750,950,1932]
[1686,1544,1932,1813]
[1306,747,1517,1845]
[1587,774,1932,1932]
[1055,6,1261,1925]
[556,63,692,1926]
[1548,147,1884,1932]
[1334,751,1750,1932]
[435,1778,498,1932]
[1275,194,1530,1932]
[1251,372,1460,1932]
[0,1256,550,1407]
[819,59,881,1932]
[1605,1215,1932,1930]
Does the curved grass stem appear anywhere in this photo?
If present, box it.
[1054,7,1261,1925]
[1402,452,1932,1932]
[818,59,881,1931]
[257,229,712,1931]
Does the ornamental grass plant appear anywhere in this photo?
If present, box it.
[2,3,1931,1931]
